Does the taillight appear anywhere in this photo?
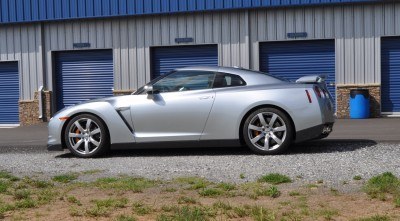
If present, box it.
[305,90,312,103]
[314,86,322,98]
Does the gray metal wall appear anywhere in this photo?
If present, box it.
[0,2,399,100]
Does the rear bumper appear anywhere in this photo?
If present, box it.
[295,123,334,143]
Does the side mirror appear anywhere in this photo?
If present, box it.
[144,84,159,95]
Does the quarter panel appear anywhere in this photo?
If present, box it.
[201,86,324,140]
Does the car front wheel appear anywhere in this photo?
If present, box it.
[64,114,109,158]
[243,108,293,155]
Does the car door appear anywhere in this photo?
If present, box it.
[130,70,216,142]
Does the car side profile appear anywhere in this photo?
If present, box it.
[48,66,335,158]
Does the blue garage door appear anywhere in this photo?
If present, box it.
[151,45,218,79]
[260,40,336,104]
[382,37,400,113]
[55,50,113,110]
[0,62,19,124]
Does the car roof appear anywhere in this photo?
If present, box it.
[175,66,286,86]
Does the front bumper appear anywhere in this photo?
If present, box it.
[295,123,334,143]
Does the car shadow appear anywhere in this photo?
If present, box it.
[54,139,377,158]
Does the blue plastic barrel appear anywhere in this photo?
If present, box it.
[350,89,370,119]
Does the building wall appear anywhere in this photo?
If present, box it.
[0,2,399,122]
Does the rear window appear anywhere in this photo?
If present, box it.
[213,73,246,88]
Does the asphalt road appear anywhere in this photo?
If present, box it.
[0,119,399,187]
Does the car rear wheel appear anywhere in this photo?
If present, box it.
[243,108,293,154]
[64,114,109,158]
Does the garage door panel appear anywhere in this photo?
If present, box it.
[152,45,218,79]
[0,62,19,124]
[259,40,336,104]
[382,37,400,113]
[55,50,113,110]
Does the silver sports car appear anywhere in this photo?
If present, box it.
[48,66,335,157]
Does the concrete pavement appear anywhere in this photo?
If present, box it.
[0,118,399,147]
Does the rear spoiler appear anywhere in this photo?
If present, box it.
[295,75,326,84]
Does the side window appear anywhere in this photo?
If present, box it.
[153,71,216,93]
[213,73,246,88]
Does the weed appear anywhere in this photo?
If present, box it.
[330,188,339,195]
[157,206,208,221]
[317,179,324,184]
[212,201,232,211]
[82,169,104,175]
[240,173,246,179]
[363,172,400,200]
[69,206,84,217]
[164,187,177,192]
[289,191,301,196]
[0,180,11,193]
[13,189,31,200]
[217,182,236,191]
[132,202,154,215]
[251,205,276,221]
[161,205,180,213]
[258,173,292,185]
[253,185,281,198]
[115,214,137,221]
[37,189,58,205]
[52,173,79,183]
[14,199,36,209]
[318,208,339,220]
[86,205,110,217]
[94,177,156,192]
[267,186,281,198]
[174,177,211,190]
[93,198,129,208]
[198,188,222,197]
[394,196,400,207]
[306,184,319,188]
[353,175,362,180]
[353,214,391,221]
[67,196,82,206]
[233,206,250,217]
[0,171,19,181]
[178,196,197,204]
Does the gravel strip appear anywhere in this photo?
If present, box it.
[0,141,399,190]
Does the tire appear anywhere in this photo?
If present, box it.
[242,108,294,155]
[64,114,110,158]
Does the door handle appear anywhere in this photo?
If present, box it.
[199,96,212,100]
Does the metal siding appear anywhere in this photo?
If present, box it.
[0,0,380,24]
[55,50,113,110]
[259,40,336,101]
[0,62,19,124]
[381,38,400,113]
[151,45,218,79]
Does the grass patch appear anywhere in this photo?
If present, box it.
[52,173,79,183]
[93,177,156,192]
[174,177,210,190]
[164,187,177,192]
[132,202,154,215]
[353,214,391,221]
[178,196,197,204]
[363,172,400,200]
[240,173,246,179]
[198,188,223,197]
[289,191,301,196]
[115,214,137,221]
[353,175,363,181]
[258,173,292,185]
[216,182,236,191]
[250,205,276,221]
[253,186,281,199]
[67,196,82,206]
[14,199,36,209]
[92,198,129,209]
[318,208,339,220]
[82,169,104,175]
[157,206,211,221]
[13,189,31,200]
[0,180,11,193]
[0,171,19,181]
